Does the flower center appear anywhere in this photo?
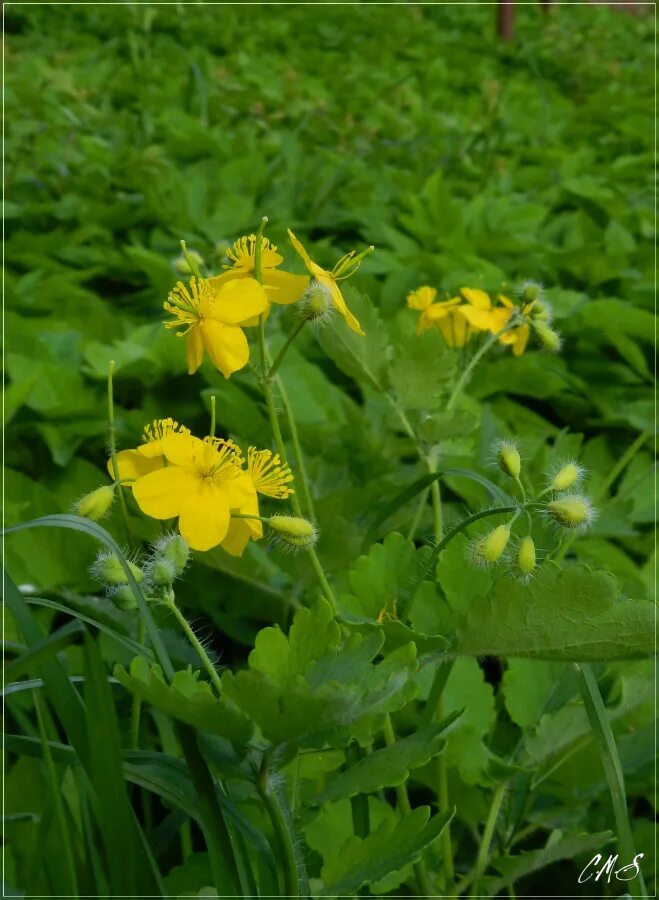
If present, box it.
[194,438,244,481]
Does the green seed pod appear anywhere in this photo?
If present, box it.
[534,322,562,353]
[108,585,138,612]
[550,462,584,492]
[516,535,536,577]
[496,441,521,479]
[474,525,511,565]
[91,552,143,587]
[547,494,595,529]
[73,485,115,521]
[269,515,318,550]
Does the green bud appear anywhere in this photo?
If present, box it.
[547,494,595,529]
[496,441,521,479]
[534,321,562,353]
[550,462,584,492]
[146,557,177,588]
[521,282,540,303]
[73,485,115,521]
[516,535,536,577]
[154,534,190,576]
[473,525,511,565]
[301,281,333,323]
[269,515,318,550]
[91,552,143,586]
[108,585,138,611]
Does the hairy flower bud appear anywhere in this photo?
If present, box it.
[496,441,521,479]
[108,585,138,612]
[91,551,143,587]
[146,557,177,588]
[534,321,562,353]
[301,281,333,324]
[269,515,318,550]
[154,534,189,575]
[546,494,595,529]
[515,535,536,577]
[473,524,511,566]
[73,485,115,521]
[520,281,541,303]
[550,462,584,492]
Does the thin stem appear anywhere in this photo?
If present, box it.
[180,239,203,279]
[407,489,429,540]
[423,660,455,888]
[107,360,132,547]
[426,453,443,540]
[469,782,506,897]
[276,375,316,521]
[447,323,517,412]
[130,618,146,749]
[165,595,223,695]
[383,714,434,898]
[267,317,308,380]
[209,395,216,438]
[258,763,302,898]
[575,664,648,898]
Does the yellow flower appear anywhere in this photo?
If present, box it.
[458,289,532,356]
[108,418,190,482]
[287,230,369,335]
[164,275,268,378]
[407,285,473,347]
[132,434,254,551]
[207,235,310,319]
[220,447,294,557]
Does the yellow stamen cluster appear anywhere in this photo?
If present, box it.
[194,437,244,480]
[142,418,190,444]
[247,447,294,498]
[164,277,214,334]
[225,234,280,271]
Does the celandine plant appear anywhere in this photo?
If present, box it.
[6,220,653,899]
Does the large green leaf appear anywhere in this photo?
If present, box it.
[114,657,253,750]
[319,806,454,897]
[455,564,655,661]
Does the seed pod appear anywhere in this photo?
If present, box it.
[269,515,318,550]
[547,494,595,529]
[496,441,521,479]
[473,525,511,565]
[516,535,536,577]
[74,485,115,521]
[550,462,584,492]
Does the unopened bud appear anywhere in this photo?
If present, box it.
[73,485,115,521]
[91,552,143,586]
[153,534,189,576]
[546,494,595,529]
[269,515,318,550]
[301,281,333,323]
[473,525,511,565]
[516,535,536,577]
[146,557,177,587]
[496,441,521,479]
[531,300,553,323]
[521,281,540,303]
[534,322,562,353]
[550,462,584,492]
[108,585,138,612]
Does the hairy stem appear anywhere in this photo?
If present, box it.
[447,323,517,412]
[107,360,132,547]
[165,595,223,695]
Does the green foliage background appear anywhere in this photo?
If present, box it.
[4,4,655,898]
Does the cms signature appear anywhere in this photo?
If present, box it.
[578,853,644,884]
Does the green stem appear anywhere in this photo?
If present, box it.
[426,453,443,540]
[276,375,317,521]
[470,782,506,897]
[575,664,648,899]
[209,395,216,438]
[258,763,303,898]
[180,239,203,280]
[107,361,132,548]
[347,742,370,839]
[166,594,223,696]
[447,323,516,412]
[130,618,146,749]
[383,714,434,897]
[268,317,308,380]
[407,489,429,540]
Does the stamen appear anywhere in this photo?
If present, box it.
[247,447,294,498]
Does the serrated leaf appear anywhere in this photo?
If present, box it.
[455,564,655,661]
[114,657,253,749]
[312,711,462,805]
[319,806,453,897]
[388,330,456,410]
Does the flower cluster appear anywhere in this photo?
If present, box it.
[407,282,560,354]
[164,231,372,378]
[469,443,596,580]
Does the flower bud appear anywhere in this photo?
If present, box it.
[145,557,177,588]
[269,515,318,551]
[73,485,115,521]
[153,534,189,576]
[108,585,138,612]
[546,494,595,529]
[473,525,511,566]
[520,281,540,303]
[534,322,562,353]
[91,552,143,587]
[531,300,553,323]
[496,441,521,479]
[550,462,584,492]
[516,535,536,577]
[301,281,333,324]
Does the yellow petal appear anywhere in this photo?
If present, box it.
[186,327,204,374]
[497,294,515,309]
[265,269,310,304]
[200,320,250,378]
[461,288,492,310]
[178,483,230,551]
[206,277,268,326]
[107,449,163,482]
[132,467,199,519]
[457,306,500,331]
[407,286,437,310]
[423,303,452,322]
[206,270,243,291]
[162,433,205,466]
[287,230,329,280]
[221,520,255,557]
[327,277,364,335]
[512,324,530,356]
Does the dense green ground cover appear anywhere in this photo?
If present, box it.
[4,4,655,898]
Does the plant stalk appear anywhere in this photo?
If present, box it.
[165,594,223,696]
